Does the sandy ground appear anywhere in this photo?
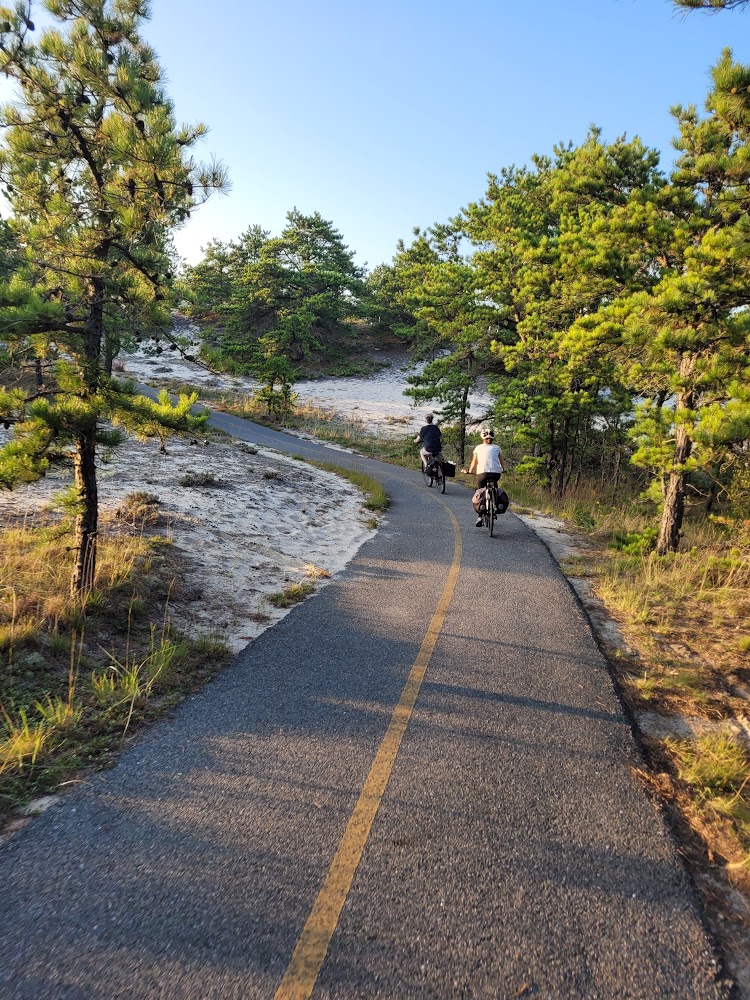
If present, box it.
[121,323,492,435]
[0,433,374,653]
[3,320,484,654]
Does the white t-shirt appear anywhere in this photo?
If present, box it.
[473,442,503,474]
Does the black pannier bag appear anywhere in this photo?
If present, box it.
[441,460,456,478]
[472,486,510,515]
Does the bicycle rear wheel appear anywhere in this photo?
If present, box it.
[436,466,446,493]
[487,494,495,536]
[421,462,433,487]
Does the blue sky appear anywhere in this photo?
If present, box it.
[143,0,748,271]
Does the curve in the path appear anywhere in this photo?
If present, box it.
[0,409,732,1000]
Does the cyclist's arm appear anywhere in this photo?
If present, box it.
[466,452,478,474]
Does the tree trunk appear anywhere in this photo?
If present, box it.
[705,480,719,516]
[546,419,555,490]
[103,334,119,376]
[458,384,470,466]
[656,358,696,556]
[554,414,571,499]
[657,464,688,555]
[34,356,44,389]
[72,428,98,594]
[72,278,104,593]
[566,413,582,493]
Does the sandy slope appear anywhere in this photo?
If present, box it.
[0,434,373,653]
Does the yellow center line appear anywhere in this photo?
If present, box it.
[274,504,463,1000]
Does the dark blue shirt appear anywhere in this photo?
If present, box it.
[418,424,442,454]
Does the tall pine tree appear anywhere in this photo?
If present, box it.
[572,52,750,552]
[0,0,227,591]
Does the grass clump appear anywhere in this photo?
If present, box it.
[666,730,750,874]
[267,581,316,608]
[304,564,331,580]
[179,472,222,488]
[670,730,749,797]
[0,707,49,774]
[0,519,232,819]
[309,460,389,515]
[116,491,160,525]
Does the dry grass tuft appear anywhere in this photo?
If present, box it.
[1,525,146,646]
[0,517,231,817]
[267,581,316,608]
[595,545,750,713]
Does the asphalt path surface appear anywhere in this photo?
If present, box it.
[0,412,732,999]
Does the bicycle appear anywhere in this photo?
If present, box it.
[421,454,446,493]
[481,482,499,536]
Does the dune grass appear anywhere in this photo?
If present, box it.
[306,459,389,516]
[0,517,231,816]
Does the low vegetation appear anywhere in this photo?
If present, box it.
[0,509,231,819]
[308,459,389,515]
[267,581,316,609]
[214,394,418,467]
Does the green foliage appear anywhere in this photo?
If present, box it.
[184,226,269,317]
[183,210,365,375]
[463,130,662,498]
[361,262,416,335]
[383,224,502,464]
[571,51,750,552]
[610,527,658,555]
[251,354,297,418]
[267,582,316,608]
[669,731,750,799]
[673,0,748,8]
[0,0,224,589]
[385,54,750,555]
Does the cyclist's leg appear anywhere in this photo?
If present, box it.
[488,472,501,507]
[422,448,437,486]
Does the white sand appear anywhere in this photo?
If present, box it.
[120,323,492,435]
[0,434,374,653]
[3,323,487,652]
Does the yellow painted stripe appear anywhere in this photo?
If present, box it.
[274,505,462,1000]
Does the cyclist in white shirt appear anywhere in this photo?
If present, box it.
[463,429,506,527]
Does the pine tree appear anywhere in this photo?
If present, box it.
[184,225,270,320]
[464,132,661,496]
[391,226,502,465]
[0,0,227,592]
[227,210,365,365]
[572,51,750,553]
[673,0,748,10]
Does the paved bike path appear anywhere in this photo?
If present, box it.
[0,414,731,999]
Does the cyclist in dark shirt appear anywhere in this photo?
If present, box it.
[415,413,443,468]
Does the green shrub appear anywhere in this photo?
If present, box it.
[610,526,658,555]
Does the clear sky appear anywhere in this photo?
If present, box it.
[141,0,748,271]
